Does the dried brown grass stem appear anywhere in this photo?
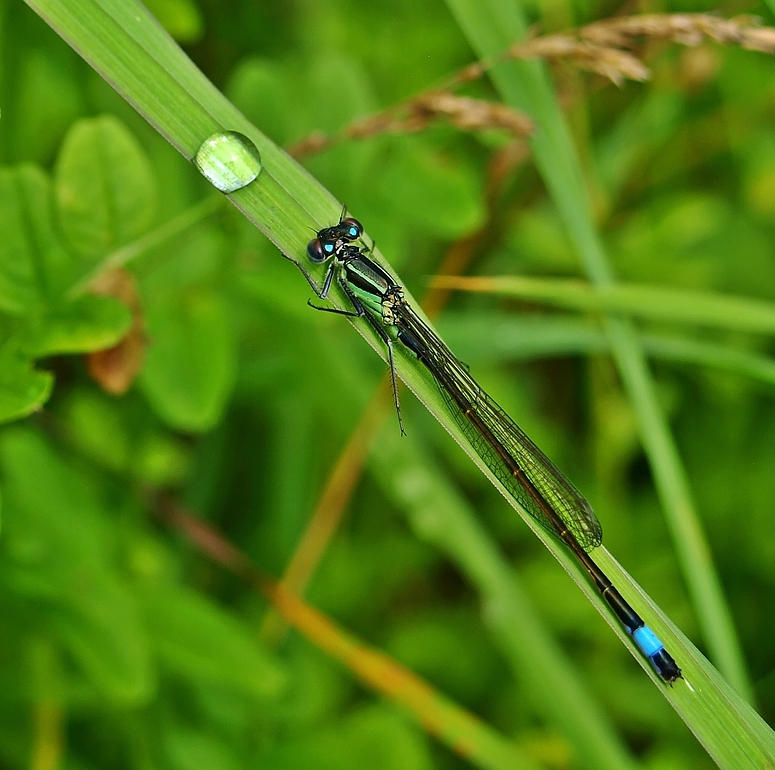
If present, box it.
[288,13,775,158]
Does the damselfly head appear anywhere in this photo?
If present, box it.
[308,215,364,263]
[316,216,363,249]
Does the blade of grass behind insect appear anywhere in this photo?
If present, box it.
[444,0,753,708]
[438,312,775,389]
[443,0,775,763]
[430,276,775,336]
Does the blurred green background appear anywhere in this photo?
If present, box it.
[1,0,775,767]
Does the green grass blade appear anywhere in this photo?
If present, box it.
[444,0,754,711]
[643,335,775,386]
[439,313,775,388]
[432,276,775,336]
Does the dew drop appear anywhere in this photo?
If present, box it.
[194,131,263,193]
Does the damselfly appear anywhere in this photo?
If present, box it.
[305,214,682,684]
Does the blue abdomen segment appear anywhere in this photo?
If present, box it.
[633,625,664,658]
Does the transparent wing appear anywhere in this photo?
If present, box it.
[396,302,602,552]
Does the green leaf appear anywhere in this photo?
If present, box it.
[18,294,132,357]
[0,424,113,593]
[55,114,158,263]
[140,290,236,432]
[138,582,284,699]
[0,164,74,313]
[62,388,134,472]
[340,706,433,770]
[0,347,53,424]
[261,705,433,770]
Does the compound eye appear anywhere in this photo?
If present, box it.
[342,218,363,239]
[307,239,327,263]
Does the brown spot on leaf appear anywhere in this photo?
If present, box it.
[85,269,146,395]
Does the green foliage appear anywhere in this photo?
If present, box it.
[0,427,155,705]
[0,115,154,423]
[3,0,775,767]
[140,290,236,431]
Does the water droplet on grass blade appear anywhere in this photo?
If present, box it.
[194,131,262,192]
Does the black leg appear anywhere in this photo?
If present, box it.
[307,298,363,318]
[384,335,406,437]
[346,285,406,436]
[318,262,336,300]
[308,266,365,316]
[308,271,406,436]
